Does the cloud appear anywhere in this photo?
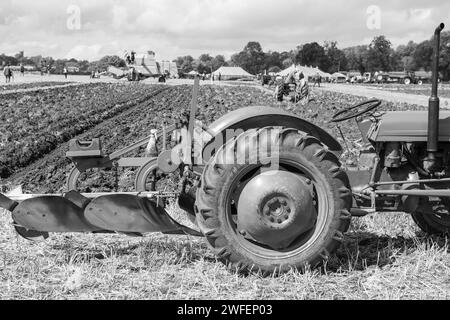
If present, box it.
[0,0,449,60]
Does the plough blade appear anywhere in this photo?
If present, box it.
[12,196,100,233]
[1,191,201,237]
[84,194,189,233]
[0,193,18,211]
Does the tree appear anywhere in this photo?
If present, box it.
[367,36,394,71]
[174,55,194,74]
[89,55,126,72]
[78,60,90,73]
[194,53,214,74]
[231,41,266,74]
[323,41,347,73]
[264,51,283,72]
[211,55,226,71]
[413,41,433,71]
[0,54,18,66]
[53,59,68,73]
[407,31,450,80]
[394,41,418,71]
[295,42,326,68]
[438,31,450,80]
[101,55,126,68]
[343,45,369,74]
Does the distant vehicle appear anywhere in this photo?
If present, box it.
[363,72,374,83]
[414,71,433,85]
[122,51,178,81]
[375,71,432,85]
[344,71,364,83]
[375,71,414,84]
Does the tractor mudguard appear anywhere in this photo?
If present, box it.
[204,106,342,153]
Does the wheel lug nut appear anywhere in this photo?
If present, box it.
[277,219,282,224]
[284,215,289,220]
[239,230,247,236]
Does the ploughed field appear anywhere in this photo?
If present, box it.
[2,82,428,192]
[0,82,448,299]
[0,81,73,92]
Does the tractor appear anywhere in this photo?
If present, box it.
[274,75,309,103]
[1,24,449,275]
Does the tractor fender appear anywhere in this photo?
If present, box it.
[201,106,342,159]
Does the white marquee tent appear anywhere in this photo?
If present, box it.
[278,64,330,80]
[211,66,255,80]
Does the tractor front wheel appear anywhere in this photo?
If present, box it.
[412,198,450,235]
[195,127,352,274]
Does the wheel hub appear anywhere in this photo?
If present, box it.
[237,170,317,250]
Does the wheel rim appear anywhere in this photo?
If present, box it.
[224,158,330,259]
[237,170,316,249]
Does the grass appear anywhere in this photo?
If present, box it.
[0,207,449,300]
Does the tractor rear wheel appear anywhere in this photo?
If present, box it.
[195,127,352,274]
[412,198,450,235]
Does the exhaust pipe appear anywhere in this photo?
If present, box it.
[426,23,445,172]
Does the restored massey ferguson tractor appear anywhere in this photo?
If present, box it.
[0,24,449,275]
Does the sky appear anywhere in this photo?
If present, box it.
[0,0,450,61]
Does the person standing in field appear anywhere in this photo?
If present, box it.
[3,64,11,83]
[20,64,25,76]
[63,67,68,79]
[219,73,221,81]
[313,73,321,87]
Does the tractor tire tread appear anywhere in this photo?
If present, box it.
[195,128,352,274]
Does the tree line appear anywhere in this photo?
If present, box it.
[0,53,126,74]
[174,32,450,80]
[2,31,450,80]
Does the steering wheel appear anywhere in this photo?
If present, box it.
[331,99,382,123]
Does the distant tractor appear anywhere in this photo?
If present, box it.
[274,72,309,102]
[123,50,178,82]
[414,71,434,85]
[375,71,432,85]
[1,24,449,275]
[375,71,414,84]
